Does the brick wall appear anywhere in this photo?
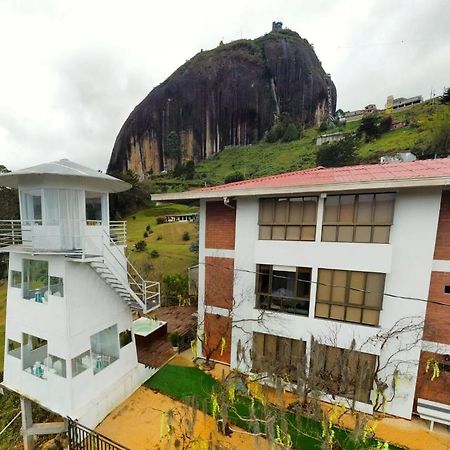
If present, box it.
[205,256,234,309]
[434,191,450,260]
[203,313,232,364]
[415,351,450,407]
[205,201,236,249]
[423,271,450,345]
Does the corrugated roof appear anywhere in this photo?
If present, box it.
[199,159,450,192]
[0,159,130,192]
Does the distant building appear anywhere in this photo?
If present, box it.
[316,131,347,146]
[380,152,416,164]
[386,94,423,111]
[165,213,198,223]
[344,104,379,122]
[272,21,283,32]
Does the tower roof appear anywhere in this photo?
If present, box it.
[0,159,131,192]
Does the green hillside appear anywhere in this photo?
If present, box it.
[153,100,449,187]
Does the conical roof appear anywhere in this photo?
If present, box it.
[0,159,131,192]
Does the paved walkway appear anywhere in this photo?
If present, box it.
[97,351,450,450]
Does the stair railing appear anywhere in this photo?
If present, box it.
[101,228,160,313]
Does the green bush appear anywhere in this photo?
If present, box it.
[162,273,189,304]
[156,216,166,224]
[224,171,244,184]
[150,249,160,258]
[134,240,147,252]
[146,224,152,232]
[157,235,162,240]
[143,231,148,238]
[316,136,359,167]
[182,231,190,241]
[281,123,301,142]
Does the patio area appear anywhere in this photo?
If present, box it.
[134,306,196,368]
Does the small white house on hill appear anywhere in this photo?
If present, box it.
[0,159,160,446]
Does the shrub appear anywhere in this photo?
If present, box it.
[157,235,162,240]
[150,249,160,258]
[143,231,148,238]
[316,136,359,167]
[182,231,190,241]
[224,171,244,184]
[281,123,301,142]
[132,215,136,220]
[189,240,199,253]
[162,273,189,305]
[156,216,166,224]
[134,240,147,252]
[168,332,180,347]
[146,224,152,232]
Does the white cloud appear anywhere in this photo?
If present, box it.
[0,0,448,170]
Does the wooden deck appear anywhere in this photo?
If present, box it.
[135,306,197,368]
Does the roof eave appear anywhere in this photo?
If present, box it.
[151,176,450,201]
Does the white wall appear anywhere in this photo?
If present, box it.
[226,187,442,419]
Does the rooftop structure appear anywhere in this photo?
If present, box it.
[154,158,450,429]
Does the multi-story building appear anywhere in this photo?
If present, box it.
[0,159,160,448]
[153,159,450,430]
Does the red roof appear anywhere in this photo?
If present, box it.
[200,159,450,192]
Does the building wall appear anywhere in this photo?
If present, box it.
[203,313,232,364]
[223,187,442,419]
[3,252,143,426]
[205,256,234,309]
[205,201,236,250]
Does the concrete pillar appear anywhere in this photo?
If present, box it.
[20,396,33,450]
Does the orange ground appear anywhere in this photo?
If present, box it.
[97,352,450,450]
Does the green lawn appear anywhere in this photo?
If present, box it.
[146,365,404,450]
[125,203,199,282]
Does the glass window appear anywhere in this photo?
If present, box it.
[310,343,376,403]
[256,265,311,316]
[22,333,48,379]
[21,191,42,225]
[49,276,64,297]
[90,325,119,374]
[10,270,21,288]
[259,196,318,241]
[252,332,306,381]
[119,330,133,348]
[71,350,91,377]
[322,193,395,244]
[23,259,49,302]
[315,269,385,326]
[47,355,67,378]
[7,339,21,359]
[85,192,103,225]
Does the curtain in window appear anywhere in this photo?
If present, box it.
[21,192,35,224]
[44,189,59,225]
[59,189,81,250]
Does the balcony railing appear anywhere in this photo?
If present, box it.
[0,220,128,253]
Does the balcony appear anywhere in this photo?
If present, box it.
[0,220,127,255]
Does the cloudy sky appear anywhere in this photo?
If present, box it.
[0,0,449,171]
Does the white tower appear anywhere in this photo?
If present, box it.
[0,159,159,441]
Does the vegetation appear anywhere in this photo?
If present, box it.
[166,131,181,161]
[146,364,404,450]
[317,136,358,167]
[224,171,244,184]
[134,240,147,252]
[265,112,302,143]
[161,272,189,305]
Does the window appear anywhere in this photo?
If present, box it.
[47,355,67,378]
[315,269,385,326]
[90,325,119,374]
[310,343,376,403]
[445,285,450,295]
[7,339,21,359]
[10,270,21,288]
[252,332,306,381]
[322,193,395,243]
[23,259,48,302]
[49,276,64,297]
[119,329,132,348]
[21,191,43,225]
[259,197,318,241]
[22,333,48,379]
[85,192,103,225]
[256,265,311,316]
[72,350,91,377]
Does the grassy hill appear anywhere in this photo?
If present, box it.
[152,100,449,187]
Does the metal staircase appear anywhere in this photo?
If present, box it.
[86,229,160,314]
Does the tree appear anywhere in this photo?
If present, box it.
[266,112,301,143]
[430,113,450,156]
[316,136,359,167]
[358,114,381,140]
[441,87,450,104]
[166,131,181,161]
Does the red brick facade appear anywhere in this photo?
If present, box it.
[423,271,450,345]
[415,351,450,407]
[434,191,450,260]
[205,201,236,249]
[203,313,232,364]
[205,256,234,309]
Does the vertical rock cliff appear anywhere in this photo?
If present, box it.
[108,28,337,176]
